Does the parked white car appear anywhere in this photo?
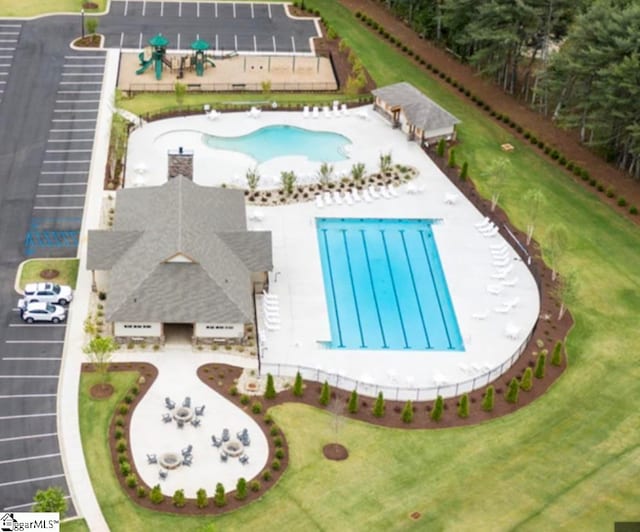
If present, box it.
[18,300,67,323]
[23,282,73,305]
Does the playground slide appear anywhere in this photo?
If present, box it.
[155,59,162,80]
[136,52,153,75]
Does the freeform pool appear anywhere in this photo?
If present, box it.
[316,218,464,351]
[202,125,351,163]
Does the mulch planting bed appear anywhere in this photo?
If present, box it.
[323,443,349,461]
[89,382,114,399]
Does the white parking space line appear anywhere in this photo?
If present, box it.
[268,3,272,18]
[0,40,17,43]
[45,149,92,154]
[53,111,97,114]
[138,32,142,49]
[161,2,164,17]
[142,0,147,16]
[0,24,21,27]
[59,81,102,85]
[124,0,128,16]
[179,1,182,17]
[36,194,85,198]
[8,323,66,327]
[234,35,238,50]
[215,34,219,52]
[291,36,296,53]
[251,2,254,18]
[62,64,103,69]
[47,139,93,144]
[0,474,65,488]
[57,90,101,94]
[0,56,13,59]
[55,100,100,103]
[0,433,56,443]
[0,413,56,420]
[0,453,61,466]
[64,55,104,59]
[34,206,84,210]
[4,340,65,344]
[177,33,181,50]
[2,358,61,361]
[4,497,71,511]
[41,170,87,174]
[49,129,94,133]
[0,48,16,51]
[61,73,102,77]
[197,2,200,17]
[38,182,86,187]
[273,35,277,53]
[51,119,96,123]
[0,392,57,397]
[233,2,236,18]
[0,63,10,67]
[253,35,257,52]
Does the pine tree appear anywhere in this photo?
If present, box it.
[372,392,385,417]
[235,478,247,500]
[437,137,446,157]
[457,393,469,418]
[551,341,563,366]
[506,378,520,403]
[460,161,468,180]
[401,400,414,423]
[196,488,208,509]
[448,148,456,168]
[534,352,546,379]
[430,395,444,421]
[293,371,304,397]
[264,373,276,399]
[482,385,495,412]
[172,489,186,508]
[214,482,226,507]
[348,389,358,414]
[319,380,330,406]
[520,367,533,391]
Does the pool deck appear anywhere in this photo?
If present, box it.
[125,107,540,400]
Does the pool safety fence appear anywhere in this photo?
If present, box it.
[126,81,338,94]
[260,327,533,402]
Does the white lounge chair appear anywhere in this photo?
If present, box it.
[323,106,331,118]
[493,305,510,313]
[444,193,459,205]
[490,243,507,251]
[474,217,491,228]
[487,284,504,295]
[495,263,514,276]
[323,191,333,205]
[458,362,471,374]
[478,222,496,234]
[493,258,510,268]
[484,227,500,237]
[344,191,354,205]
[380,186,392,199]
[501,277,518,287]
[362,189,373,203]
[387,184,399,197]
[406,182,417,194]
[357,108,369,120]
[332,191,343,205]
[472,311,488,320]
[505,296,520,309]
[340,103,349,116]
[351,188,362,202]
[207,109,220,120]
[505,324,520,340]
[312,106,320,119]
[315,195,324,208]
[302,105,310,118]
[368,185,380,199]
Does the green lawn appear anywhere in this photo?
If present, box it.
[60,518,89,532]
[18,258,79,290]
[0,1,105,17]
[78,1,640,530]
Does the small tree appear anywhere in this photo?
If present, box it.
[174,81,187,107]
[543,224,569,281]
[447,148,456,168]
[319,380,330,406]
[350,162,366,185]
[401,400,414,423]
[83,313,97,336]
[235,478,247,500]
[317,162,335,187]
[552,270,577,320]
[372,391,385,417]
[523,189,546,245]
[457,393,469,418]
[535,352,547,379]
[280,170,297,196]
[482,385,495,412]
[85,18,99,36]
[245,166,260,192]
[32,487,67,516]
[83,336,118,389]
[551,341,564,367]
[505,378,520,403]
[292,371,303,397]
[149,484,164,504]
[430,395,444,421]
[347,389,358,414]
[196,488,208,509]
[485,157,511,211]
[520,367,533,391]
[378,151,393,174]
[264,373,276,399]
[460,160,468,180]
[173,489,186,508]
[261,79,272,96]
[214,482,226,507]
[436,138,446,157]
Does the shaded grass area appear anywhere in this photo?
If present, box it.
[19,258,79,290]
[60,518,89,532]
[0,1,105,17]
[81,1,639,530]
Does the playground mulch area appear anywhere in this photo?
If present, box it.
[340,0,640,223]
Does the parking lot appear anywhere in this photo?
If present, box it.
[101,1,319,53]
[0,23,21,104]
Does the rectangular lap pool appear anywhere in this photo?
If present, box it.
[316,218,463,351]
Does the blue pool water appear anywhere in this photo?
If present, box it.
[316,218,464,351]
[202,125,351,163]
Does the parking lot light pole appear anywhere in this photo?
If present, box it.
[81,9,85,39]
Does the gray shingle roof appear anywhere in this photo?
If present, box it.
[372,82,460,132]
[87,177,272,324]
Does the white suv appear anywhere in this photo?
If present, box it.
[23,282,73,305]
[18,300,67,323]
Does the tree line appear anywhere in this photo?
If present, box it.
[381,0,640,178]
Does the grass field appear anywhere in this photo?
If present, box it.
[0,1,105,17]
[18,258,79,290]
[60,518,89,532]
[75,1,640,530]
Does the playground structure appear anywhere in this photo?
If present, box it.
[136,34,221,81]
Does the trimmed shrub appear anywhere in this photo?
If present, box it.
[535,352,546,379]
[293,371,304,397]
[173,489,186,508]
[580,169,590,180]
[482,386,495,412]
[270,425,280,437]
[447,148,456,168]
[618,197,627,207]
[436,138,446,158]
[150,484,164,504]
[372,392,385,418]
[520,367,533,391]
[275,448,285,460]
[118,404,129,415]
[251,402,262,414]
[431,396,444,421]
[116,439,127,453]
[271,459,281,471]
[214,482,226,507]
[130,385,139,396]
[597,183,605,192]
[136,486,147,498]
[264,413,274,425]
[273,436,283,448]
[319,380,330,406]
[115,416,124,427]
[506,378,520,404]
[262,470,272,481]
[126,474,137,488]
[119,461,131,476]
[401,400,414,423]
[264,373,276,399]
[114,428,124,440]
[460,161,468,181]
[240,394,250,405]
[606,187,615,198]
[523,131,531,139]
[348,389,358,414]
[558,155,567,165]
[550,149,560,160]
[235,478,247,500]
[196,488,208,509]
[250,480,261,492]
[457,393,469,418]
[630,205,638,215]
[229,385,238,396]
[551,341,563,367]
